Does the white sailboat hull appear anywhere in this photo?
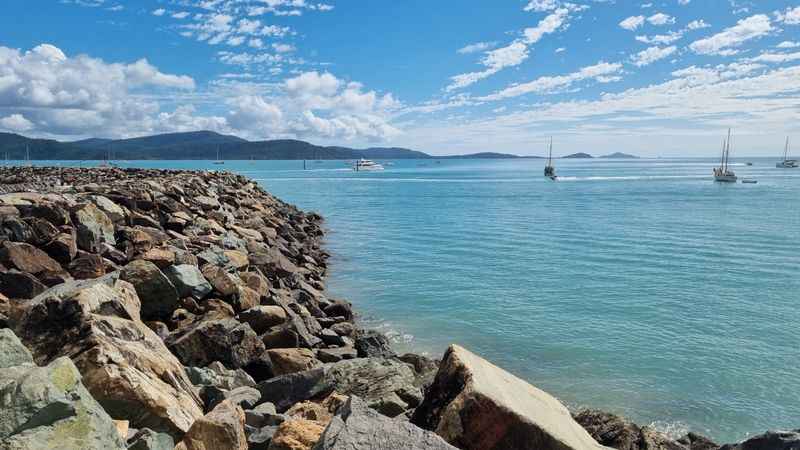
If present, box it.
[714,175,738,183]
[776,161,798,168]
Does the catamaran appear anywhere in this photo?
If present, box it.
[544,137,557,180]
[776,137,798,168]
[713,129,737,183]
[354,159,384,171]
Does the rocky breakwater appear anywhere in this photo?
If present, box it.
[0,166,797,450]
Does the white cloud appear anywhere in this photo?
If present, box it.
[620,15,645,31]
[272,43,295,53]
[647,13,675,26]
[0,114,34,132]
[227,95,283,130]
[152,8,166,16]
[479,61,623,101]
[171,11,189,19]
[777,41,800,49]
[523,0,559,12]
[457,41,496,54]
[776,6,800,25]
[678,0,690,5]
[689,14,772,55]
[631,45,677,66]
[687,19,710,30]
[636,31,684,45]
[748,51,800,63]
[523,8,569,44]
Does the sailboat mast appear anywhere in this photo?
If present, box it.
[724,128,732,171]
[548,137,553,166]
[785,136,789,161]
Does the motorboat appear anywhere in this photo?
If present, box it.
[354,159,384,171]
[714,129,737,183]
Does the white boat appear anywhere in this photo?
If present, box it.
[544,137,557,180]
[714,129,737,183]
[776,137,798,168]
[213,147,224,165]
[354,158,384,171]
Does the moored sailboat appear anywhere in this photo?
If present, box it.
[776,137,798,168]
[713,129,737,183]
[544,137,557,180]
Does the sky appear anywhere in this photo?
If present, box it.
[1,0,799,156]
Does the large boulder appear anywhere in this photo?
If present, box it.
[0,353,126,450]
[165,264,213,300]
[167,318,266,369]
[14,275,204,438]
[175,400,248,450]
[411,344,610,450]
[120,259,180,320]
[720,431,800,450]
[269,348,322,376]
[239,305,287,334]
[72,202,116,252]
[0,241,62,274]
[269,419,325,450]
[0,269,48,299]
[0,328,33,369]
[312,396,457,450]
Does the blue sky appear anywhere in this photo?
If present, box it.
[1,0,799,156]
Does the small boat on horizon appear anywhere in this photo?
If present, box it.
[776,137,798,168]
[354,158,384,171]
[544,137,557,180]
[713,129,737,183]
[213,147,224,165]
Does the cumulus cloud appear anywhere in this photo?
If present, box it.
[776,6,800,25]
[687,19,710,30]
[631,45,677,66]
[620,16,646,31]
[689,14,773,55]
[0,114,34,132]
[777,41,800,48]
[647,13,675,26]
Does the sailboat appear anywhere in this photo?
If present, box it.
[25,145,32,167]
[544,137,557,180]
[213,146,224,165]
[776,137,798,168]
[99,146,113,168]
[713,129,737,183]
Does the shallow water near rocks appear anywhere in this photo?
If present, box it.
[32,158,800,442]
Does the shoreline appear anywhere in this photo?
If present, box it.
[0,166,795,450]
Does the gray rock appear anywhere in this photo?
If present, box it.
[120,259,179,320]
[0,329,33,369]
[72,202,116,252]
[244,402,279,428]
[247,425,278,450]
[165,264,213,300]
[127,428,175,450]
[316,347,357,363]
[720,431,800,450]
[208,386,262,411]
[312,396,457,450]
[186,361,256,390]
[257,366,331,412]
[354,330,396,358]
[0,356,126,450]
[89,195,127,223]
[167,318,266,369]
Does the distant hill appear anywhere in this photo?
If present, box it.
[600,152,639,159]
[0,131,520,160]
[562,152,593,159]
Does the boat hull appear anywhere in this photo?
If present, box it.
[714,175,738,183]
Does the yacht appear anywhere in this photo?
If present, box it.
[714,129,737,183]
[776,137,798,168]
[354,159,384,171]
[544,137,557,180]
[213,147,224,165]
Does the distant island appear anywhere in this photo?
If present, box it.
[562,152,594,159]
[600,152,639,159]
[0,131,522,161]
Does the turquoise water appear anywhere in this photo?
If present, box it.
[30,158,800,441]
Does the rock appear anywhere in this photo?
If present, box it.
[575,409,707,450]
[720,431,800,450]
[315,347,357,363]
[234,285,261,312]
[354,330,395,358]
[176,400,248,450]
[114,420,130,441]
[201,264,240,297]
[399,353,440,389]
[678,433,720,450]
[225,249,250,269]
[208,386,262,411]
[165,264,213,300]
[89,195,127,223]
[0,241,62,274]
[0,328,33,368]
[249,425,279,450]
[140,247,176,269]
[240,305,288,334]
[68,253,107,279]
[167,318,266,369]
[15,276,204,438]
[312,396,457,450]
[2,217,33,242]
[195,195,221,210]
[286,393,348,423]
[268,419,325,450]
[44,231,78,263]
[120,259,179,320]
[26,217,59,245]
[258,358,419,415]
[329,322,354,337]
[269,348,322,376]
[127,428,175,450]
[186,361,256,390]
[411,344,609,450]
[0,269,48,299]
[245,402,280,428]
[0,355,126,450]
[323,300,353,321]
[241,271,271,297]
[72,202,116,252]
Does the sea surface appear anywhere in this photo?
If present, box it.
[28,157,800,442]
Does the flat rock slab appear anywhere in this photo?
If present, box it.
[412,344,611,450]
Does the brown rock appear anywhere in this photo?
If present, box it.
[411,345,610,450]
[0,269,48,299]
[44,231,78,264]
[167,318,265,369]
[141,247,176,269]
[241,270,271,297]
[120,259,180,320]
[268,419,325,450]
[224,249,250,270]
[176,400,248,450]
[72,202,116,252]
[239,305,287,334]
[201,264,240,297]
[0,241,62,274]
[69,253,107,279]
[268,348,322,376]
